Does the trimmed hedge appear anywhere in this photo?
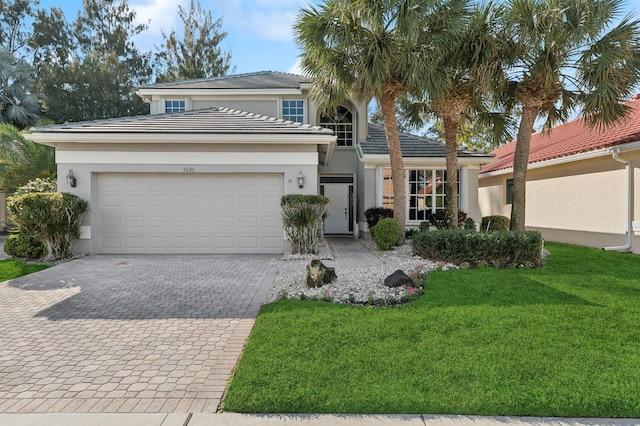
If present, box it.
[412,230,543,268]
[481,215,510,231]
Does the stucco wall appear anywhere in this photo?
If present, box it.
[478,151,640,254]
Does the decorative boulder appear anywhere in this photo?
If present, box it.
[306,259,336,288]
[384,269,413,288]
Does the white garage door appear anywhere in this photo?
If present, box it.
[96,173,284,254]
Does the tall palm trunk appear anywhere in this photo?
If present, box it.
[510,105,538,231]
[443,115,460,229]
[379,85,406,244]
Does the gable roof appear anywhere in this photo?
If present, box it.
[481,96,640,174]
[29,107,333,135]
[359,124,494,159]
[139,71,310,91]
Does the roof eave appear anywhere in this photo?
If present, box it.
[359,154,495,169]
[136,88,306,98]
[480,139,640,177]
[25,132,335,145]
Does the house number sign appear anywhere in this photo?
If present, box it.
[183,168,195,173]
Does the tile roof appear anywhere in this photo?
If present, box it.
[360,124,494,159]
[139,71,310,90]
[30,107,334,135]
[481,96,640,174]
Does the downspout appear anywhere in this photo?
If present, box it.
[604,150,633,251]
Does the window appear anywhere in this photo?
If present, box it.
[382,168,460,221]
[282,99,305,123]
[506,178,513,204]
[165,100,185,113]
[319,105,354,146]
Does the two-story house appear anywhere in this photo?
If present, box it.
[26,71,494,255]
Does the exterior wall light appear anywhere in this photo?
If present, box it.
[297,171,305,188]
[66,169,77,188]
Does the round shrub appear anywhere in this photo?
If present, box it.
[4,233,46,259]
[373,218,400,251]
[481,215,510,231]
[464,217,476,230]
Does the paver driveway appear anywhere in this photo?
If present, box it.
[0,255,279,414]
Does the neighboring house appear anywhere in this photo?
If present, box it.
[479,95,640,254]
[27,71,494,255]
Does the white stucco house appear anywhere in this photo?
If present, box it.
[479,95,640,254]
[26,71,494,255]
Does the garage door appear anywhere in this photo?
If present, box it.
[96,173,284,254]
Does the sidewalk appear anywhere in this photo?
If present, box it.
[1,412,639,426]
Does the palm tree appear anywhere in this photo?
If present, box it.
[427,1,508,228]
[0,49,41,130]
[0,122,56,193]
[295,0,468,241]
[505,0,640,231]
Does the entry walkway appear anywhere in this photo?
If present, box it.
[325,237,380,268]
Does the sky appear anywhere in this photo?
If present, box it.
[37,0,319,75]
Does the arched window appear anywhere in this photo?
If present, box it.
[319,105,354,147]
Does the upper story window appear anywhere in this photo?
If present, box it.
[282,99,305,123]
[319,105,354,147]
[165,100,186,113]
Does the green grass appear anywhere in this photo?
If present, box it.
[0,258,49,282]
[224,243,640,417]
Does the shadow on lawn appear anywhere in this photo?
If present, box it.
[424,271,600,308]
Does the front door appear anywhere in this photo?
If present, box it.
[323,184,351,234]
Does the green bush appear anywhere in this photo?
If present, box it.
[481,215,510,231]
[13,177,57,195]
[425,210,468,229]
[3,233,46,259]
[405,227,418,240]
[463,217,476,230]
[365,207,393,236]
[412,230,543,268]
[418,221,430,232]
[7,192,89,260]
[373,218,400,251]
[281,194,329,254]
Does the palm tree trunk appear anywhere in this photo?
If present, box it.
[443,115,460,229]
[379,86,406,244]
[510,106,537,231]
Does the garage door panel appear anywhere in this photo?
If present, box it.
[97,173,284,254]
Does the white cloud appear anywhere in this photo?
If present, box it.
[288,57,303,75]
[131,0,187,51]
[217,0,309,42]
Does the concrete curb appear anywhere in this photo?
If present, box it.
[1,413,639,426]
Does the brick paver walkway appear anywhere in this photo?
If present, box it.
[0,255,278,414]
[325,237,380,268]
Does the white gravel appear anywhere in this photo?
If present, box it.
[265,240,455,305]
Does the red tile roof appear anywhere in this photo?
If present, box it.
[481,95,640,174]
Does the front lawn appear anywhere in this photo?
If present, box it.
[224,243,640,417]
[0,258,50,282]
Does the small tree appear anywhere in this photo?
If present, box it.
[7,191,89,260]
[281,194,328,255]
